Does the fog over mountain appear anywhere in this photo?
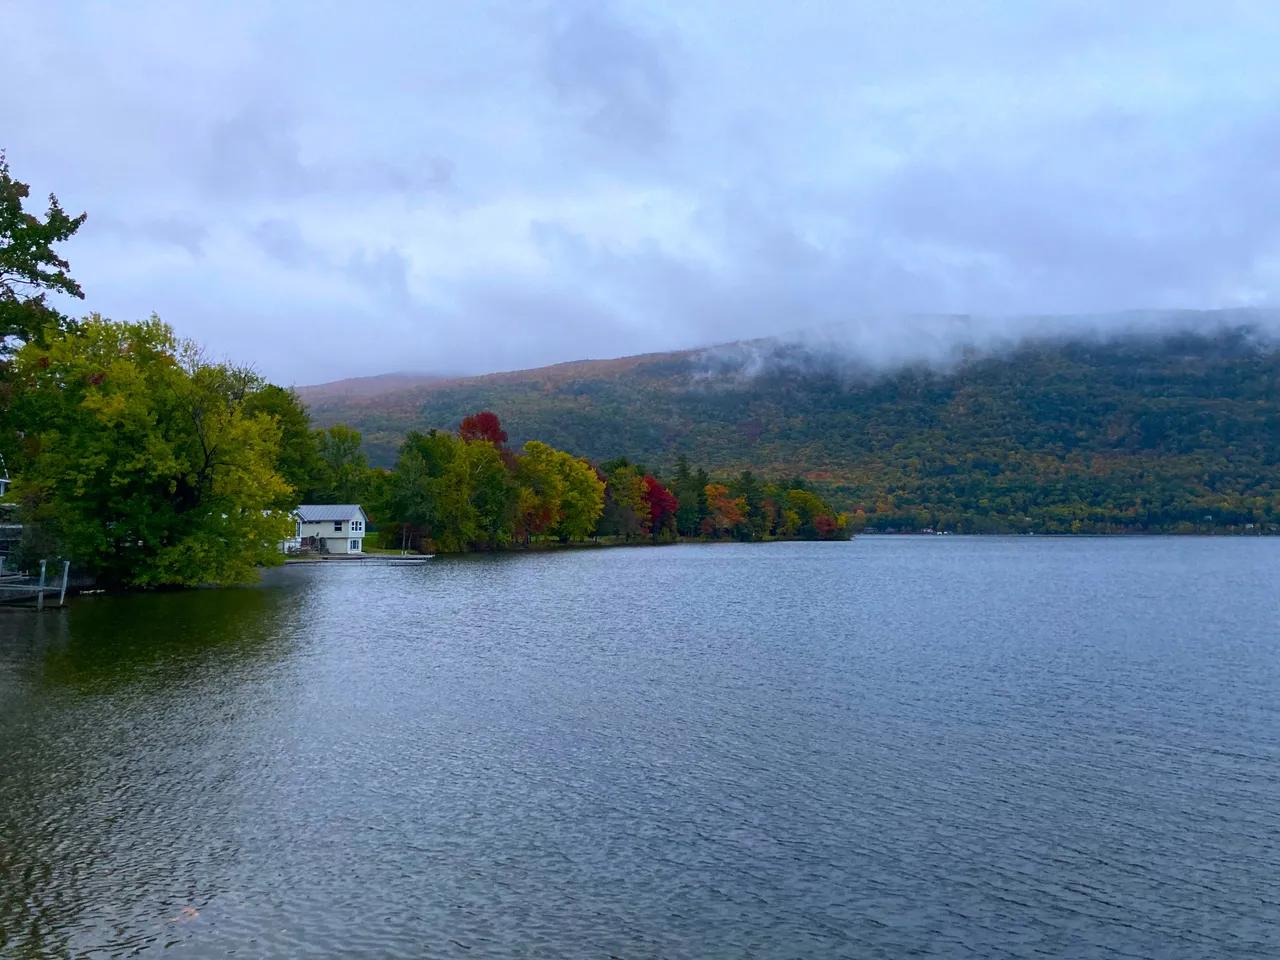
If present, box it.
[5,2,1280,384]
[695,308,1280,381]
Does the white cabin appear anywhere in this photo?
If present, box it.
[293,504,369,554]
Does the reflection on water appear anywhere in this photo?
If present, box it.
[36,586,295,692]
[1,541,1279,958]
[1,582,299,958]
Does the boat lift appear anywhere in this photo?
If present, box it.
[0,558,71,609]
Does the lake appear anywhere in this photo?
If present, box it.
[1,538,1278,958]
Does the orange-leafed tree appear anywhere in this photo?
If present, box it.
[704,483,746,537]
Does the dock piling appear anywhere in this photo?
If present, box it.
[0,557,70,608]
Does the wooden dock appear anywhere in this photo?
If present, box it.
[0,559,71,609]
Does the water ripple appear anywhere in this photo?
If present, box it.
[1,538,1279,957]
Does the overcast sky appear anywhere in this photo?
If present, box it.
[5,1,1280,384]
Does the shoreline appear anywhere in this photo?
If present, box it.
[283,525,1279,566]
[283,533,850,563]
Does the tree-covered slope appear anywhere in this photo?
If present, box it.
[305,328,1280,533]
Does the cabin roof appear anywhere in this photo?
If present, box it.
[295,504,367,522]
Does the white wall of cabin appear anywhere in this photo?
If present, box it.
[297,519,365,553]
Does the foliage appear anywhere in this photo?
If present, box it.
[369,412,840,552]
[598,460,647,540]
[703,483,746,537]
[1,153,87,471]
[553,447,606,541]
[644,474,679,540]
[310,328,1280,534]
[0,151,86,352]
[12,315,292,586]
[313,423,369,503]
[458,410,508,447]
[242,384,323,506]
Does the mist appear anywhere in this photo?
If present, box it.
[692,308,1280,383]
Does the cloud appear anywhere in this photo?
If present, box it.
[3,0,1280,383]
[249,218,323,268]
[93,215,209,257]
[344,248,413,306]
[543,3,677,149]
[203,108,453,200]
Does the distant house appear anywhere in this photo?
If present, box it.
[0,452,9,499]
[293,504,369,554]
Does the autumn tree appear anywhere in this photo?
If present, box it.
[704,483,747,537]
[459,410,508,448]
[785,488,848,539]
[643,473,679,540]
[370,431,852,554]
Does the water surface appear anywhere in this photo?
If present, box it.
[2,538,1278,958]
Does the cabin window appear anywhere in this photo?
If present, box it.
[350,539,359,551]
[333,521,342,532]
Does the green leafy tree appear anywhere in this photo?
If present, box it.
[242,384,323,505]
[13,315,292,586]
[0,151,86,352]
[1,153,87,471]
[314,423,368,503]
[434,440,481,551]
[599,462,647,540]
[554,449,606,541]
[381,429,459,550]
[514,440,564,543]
[458,435,516,547]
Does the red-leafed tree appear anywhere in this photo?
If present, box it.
[642,474,679,540]
[458,411,508,447]
[813,513,838,539]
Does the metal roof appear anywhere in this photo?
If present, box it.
[295,504,367,522]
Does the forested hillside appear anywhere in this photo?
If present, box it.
[305,328,1280,534]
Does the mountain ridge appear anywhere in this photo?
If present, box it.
[302,321,1280,531]
[296,349,700,411]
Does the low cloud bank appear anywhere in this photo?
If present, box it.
[693,309,1280,382]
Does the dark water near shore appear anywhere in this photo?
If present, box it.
[2,538,1278,958]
